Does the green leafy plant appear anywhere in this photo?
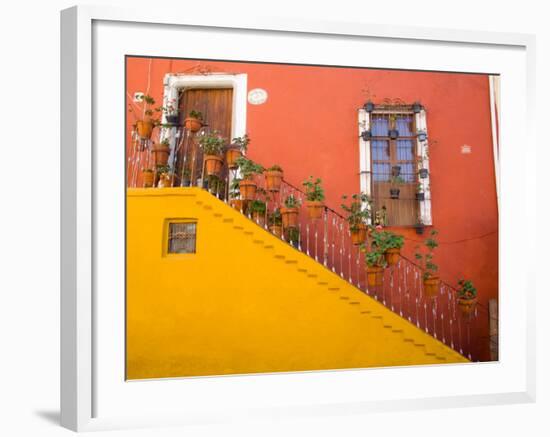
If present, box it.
[390,176,406,186]
[341,193,372,231]
[229,177,241,198]
[231,134,250,152]
[141,168,153,173]
[266,164,283,172]
[302,176,325,202]
[188,110,203,120]
[371,230,404,251]
[250,199,267,215]
[198,131,226,155]
[268,209,282,226]
[155,164,170,175]
[414,229,439,280]
[286,227,300,247]
[208,175,225,195]
[416,183,424,193]
[284,194,301,209]
[457,279,477,300]
[128,93,162,124]
[365,250,387,268]
[235,156,264,179]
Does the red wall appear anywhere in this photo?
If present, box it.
[126,57,498,326]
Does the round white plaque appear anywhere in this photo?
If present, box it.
[248,88,268,105]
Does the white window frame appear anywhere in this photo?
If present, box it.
[358,107,433,226]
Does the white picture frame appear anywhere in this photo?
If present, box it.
[60,5,536,432]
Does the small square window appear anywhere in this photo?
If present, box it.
[167,221,197,254]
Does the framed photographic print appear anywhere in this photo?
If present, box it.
[61,5,536,432]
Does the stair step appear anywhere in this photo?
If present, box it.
[223,218,234,223]
[392,329,404,333]
[383,324,392,329]
[203,205,213,210]
[349,302,360,305]
[297,268,308,273]
[327,287,339,291]
[244,231,254,235]
[264,245,274,250]
[425,352,436,357]
[213,213,222,218]
[253,240,264,245]
[307,274,318,278]
[274,255,286,260]
[285,260,298,264]
[233,225,244,230]
[339,296,350,300]
[360,310,372,314]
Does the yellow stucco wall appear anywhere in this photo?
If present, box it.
[126,187,468,380]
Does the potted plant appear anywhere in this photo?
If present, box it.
[156,165,173,188]
[416,183,425,201]
[419,167,429,179]
[389,176,405,199]
[302,176,325,220]
[417,129,427,142]
[236,157,264,200]
[341,193,371,245]
[371,229,405,266]
[250,199,267,226]
[184,110,204,132]
[181,167,191,187]
[456,279,478,316]
[162,98,179,125]
[363,101,375,112]
[141,168,154,188]
[365,249,386,288]
[281,194,300,228]
[388,128,399,139]
[229,177,244,211]
[360,130,372,141]
[264,164,284,192]
[226,134,250,169]
[198,131,225,177]
[414,230,440,298]
[391,165,401,177]
[414,221,425,235]
[286,227,300,249]
[412,101,423,113]
[152,139,171,166]
[129,94,162,140]
[268,209,283,237]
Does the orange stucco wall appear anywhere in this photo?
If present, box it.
[126,57,498,359]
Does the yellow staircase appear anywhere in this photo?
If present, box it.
[126,187,468,380]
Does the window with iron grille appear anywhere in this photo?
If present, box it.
[167,221,197,254]
[370,112,420,226]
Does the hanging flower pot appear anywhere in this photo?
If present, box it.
[458,297,477,316]
[366,266,384,288]
[252,211,266,226]
[419,168,429,179]
[391,165,401,177]
[230,198,244,212]
[389,129,399,139]
[264,166,284,192]
[361,130,372,141]
[389,188,400,199]
[204,155,224,176]
[165,114,179,125]
[152,142,170,166]
[384,248,401,266]
[423,274,440,298]
[412,102,423,113]
[363,101,375,112]
[416,192,425,201]
[350,223,368,246]
[280,207,299,228]
[239,179,257,201]
[225,146,242,169]
[414,223,425,235]
[157,172,174,188]
[141,169,154,188]
[417,131,427,142]
[184,111,204,132]
[136,119,155,140]
[305,201,324,220]
[269,225,283,238]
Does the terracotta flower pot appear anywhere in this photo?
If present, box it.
[269,225,283,238]
[136,119,154,140]
[366,266,384,288]
[239,180,257,201]
[423,275,440,298]
[458,297,477,316]
[384,247,401,266]
[141,170,154,188]
[264,170,283,192]
[305,200,324,220]
[225,147,242,169]
[157,173,174,188]
[230,199,244,212]
[204,155,223,176]
[350,223,367,245]
[280,207,299,228]
[184,117,203,132]
[252,211,266,226]
[151,143,170,166]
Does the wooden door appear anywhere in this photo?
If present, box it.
[175,88,233,186]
